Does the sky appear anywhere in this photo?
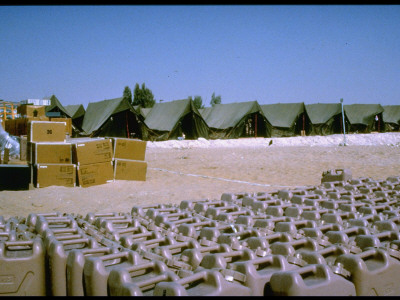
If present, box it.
[1,5,400,108]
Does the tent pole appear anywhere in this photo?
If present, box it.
[340,98,347,145]
[126,111,130,138]
[255,114,257,137]
[378,115,380,132]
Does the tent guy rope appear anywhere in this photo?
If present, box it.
[149,167,294,188]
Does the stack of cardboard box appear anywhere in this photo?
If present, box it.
[4,104,72,137]
[23,122,148,188]
[73,139,114,188]
[113,138,147,181]
[29,121,77,188]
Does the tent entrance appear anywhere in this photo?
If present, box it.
[294,112,311,135]
[242,113,269,138]
[93,110,144,139]
[179,112,209,140]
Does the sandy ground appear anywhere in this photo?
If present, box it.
[1,142,400,220]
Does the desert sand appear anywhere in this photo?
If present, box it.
[1,134,400,219]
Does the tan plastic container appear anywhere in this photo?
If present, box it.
[108,260,179,296]
[295,245,349,266]
[153,269,252,296]
[200,249,256,270]
[177,220,216,239]
[83,250,147,296]
[269,264,356,296]
[130,235,177,252]
[120,230,162,248]
[270,238,320,257]
[321,169,352,183]
[0,238,46,296]
[84,212,129,224]
[47,236,99,296]
[154,239,201,259]
[35,215,78,235]
[335,247,400,296]
[131,204,167,217]
[229,254,300,296]
[179,243,232,270]
[179,199,210,211]
[66,246,121,296]
[26,212,63,229]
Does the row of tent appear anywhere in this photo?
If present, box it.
[44,96,400,141]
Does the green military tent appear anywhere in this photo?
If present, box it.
[344,104,384,133]
[144,99,209,141]
[382,105,400,132]
[81,97,150,139]
[134,105,152,119]
[198,107,214,121]
[45,96,71,118]
[203,101,271,139]
[260,102,306,137]
[65,104,86,135]
[305,103,345,136]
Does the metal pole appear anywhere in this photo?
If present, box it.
[254,114,257,137]
[340,98,347,146]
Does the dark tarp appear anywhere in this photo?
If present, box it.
[305,103,344,136]
[203,101,271,139]
[260,102,306,137]
[45,96,71,118]
[344,104,384,133]
[81,97,149,139]
[144,99,209,141]
[65,104,86,134]
[383,105,400,131]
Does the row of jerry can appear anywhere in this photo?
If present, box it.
[1,170,400,296]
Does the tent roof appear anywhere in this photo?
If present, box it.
[383,105,400,124]
[260,102,304,127]
[65,104,85,119]
[140,108,152,118]
[144,99,201,131]
[45,96,71,117]
[199,107,214,120]
[344,104,384,125]
[133,105,152,119]
[305,103,342,124]
[81,97,135,135]
[204,101,262,129]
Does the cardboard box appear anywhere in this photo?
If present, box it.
[30,142,72,164]
[20,135,28,161]
[4,119,17,135]
[49,117,72,137]
[17,105,46,118]
[77,161,114,187]
[113,138,147,161]
[34,164,76,188]
[114,159,147,181]
[73,138,113,165]
[14,117,49,136]
[27,121,66,142]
